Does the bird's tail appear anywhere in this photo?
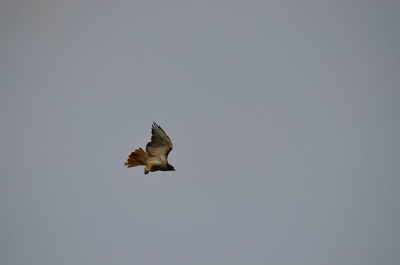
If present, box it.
[124,148,149,167]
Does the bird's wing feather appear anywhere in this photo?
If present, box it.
[146,122,173,159]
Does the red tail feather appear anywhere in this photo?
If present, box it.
[124,148,148,167]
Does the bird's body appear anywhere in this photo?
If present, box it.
[124,122,175,174]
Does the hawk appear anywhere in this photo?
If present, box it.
[124,122,175,174]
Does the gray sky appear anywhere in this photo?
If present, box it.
[1,0,399,264]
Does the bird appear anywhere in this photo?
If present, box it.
[124,122,175,174]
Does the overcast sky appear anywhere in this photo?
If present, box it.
[1,1,399,265]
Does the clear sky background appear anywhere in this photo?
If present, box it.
[1,0,399,264]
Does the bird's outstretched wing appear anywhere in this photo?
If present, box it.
[146,122,173,159]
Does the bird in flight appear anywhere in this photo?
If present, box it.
[124,122,175,174]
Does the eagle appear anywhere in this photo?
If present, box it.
[124,122,175,174]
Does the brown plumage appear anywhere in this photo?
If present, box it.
[124,122,175,174]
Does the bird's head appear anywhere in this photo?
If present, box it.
[167,164,175,171]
